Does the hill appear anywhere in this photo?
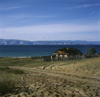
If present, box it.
[0,39,100,45]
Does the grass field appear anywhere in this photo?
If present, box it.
[0,57,100,96]
[0,56,100,75]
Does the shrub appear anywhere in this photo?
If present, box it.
[0,67,10,71]
[0,67,25,74]
[0,80,16,95]
[7,68,25,74]
[86,50,90,55]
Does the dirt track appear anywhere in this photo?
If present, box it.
[3,66,100,97]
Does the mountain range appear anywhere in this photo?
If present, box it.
[0,39,100,45]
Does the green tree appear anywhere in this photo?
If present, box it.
[89,48,96,55]
[86,50,89,55]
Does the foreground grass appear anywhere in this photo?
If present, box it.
[0,66,25,95]
[0,72,19,96]
[0,67,25,74]
[0,57,100,96]
[0,80,16,95]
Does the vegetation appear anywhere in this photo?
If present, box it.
[86,48,97,55]
[0,65,25,95]
[0,57,54,68]
[0,80,16,95]
[0,69,25,96]
[86,50,89,55]
[89,48,97,54]
[0,56,100,95]
[0,67,25,74]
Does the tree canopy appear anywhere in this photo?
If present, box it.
[89,48,96,55]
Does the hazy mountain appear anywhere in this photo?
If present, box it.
[0,39,100,45]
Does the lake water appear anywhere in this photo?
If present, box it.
[0,45,100,57]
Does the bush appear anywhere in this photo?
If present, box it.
[0,67,10,71]
[86,50,90,55]
[0,80,16,95]
[7,68,25,74]
[0,67,25,74]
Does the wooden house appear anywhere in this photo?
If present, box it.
[53,48,83,60]
[43,48,84,62]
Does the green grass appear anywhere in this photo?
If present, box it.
[0,68,25,95]
[0,67,25,74]
[0,57,58,67]
[0,57,100,95]
[0,66,10,70]
[0,66,25,95]
[0,57,42,67]
[0,57,83,67]
[0,57,100,75]
[0,79,16,95]
[7,68,25,74]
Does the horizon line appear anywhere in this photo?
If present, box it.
[0,38,100,42]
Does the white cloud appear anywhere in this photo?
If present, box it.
[0,23,99,41]
[0,5,30,11]
[0,24,99,34]
[67,3,100,9]
[90,11,95,15]
[1,14,54,22]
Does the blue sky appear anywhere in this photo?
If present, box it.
[0,0,100,41]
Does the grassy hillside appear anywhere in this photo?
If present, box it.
[0,57,100,76]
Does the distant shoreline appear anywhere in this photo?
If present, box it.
[0,39,100,45]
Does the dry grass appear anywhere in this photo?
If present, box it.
[44,57,100,76]
[0,57,100,96]
[0,57,100,76]
[0,80,16,95]
[0,67,26,96]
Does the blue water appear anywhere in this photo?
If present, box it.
[0,45,100,57]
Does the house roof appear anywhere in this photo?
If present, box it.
[54,48,83,55]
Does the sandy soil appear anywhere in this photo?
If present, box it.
[2,67,100,97]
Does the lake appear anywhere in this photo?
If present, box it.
[0,45,100,57]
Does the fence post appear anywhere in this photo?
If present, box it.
[51,56,53,62]
[82,55,84,59]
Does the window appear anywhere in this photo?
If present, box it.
[56,55,58,57]
[60,55,62,57]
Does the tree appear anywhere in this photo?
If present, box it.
[89,48,96,55]
[86,50,89,55]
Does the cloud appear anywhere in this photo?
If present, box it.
[1,14,54,21]
[90,11,95,15]
[0,5,30,11]
[0,23,99,41]
[67,3,100,9]
[0,24,100,34]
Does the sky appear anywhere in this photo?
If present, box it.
[0,0,100,41]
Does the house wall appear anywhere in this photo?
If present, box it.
[54,50,70,58]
